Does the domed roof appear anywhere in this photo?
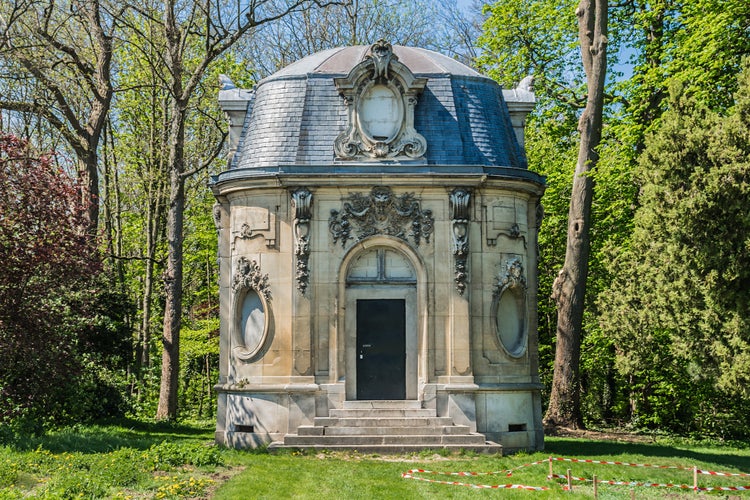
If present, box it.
[221,43,535,174]
[270,45,484,80]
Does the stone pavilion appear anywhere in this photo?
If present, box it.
[211,40,545,452]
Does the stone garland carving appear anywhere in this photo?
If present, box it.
[291,188,312,294]
[329,186,433,248]
[232,257,271,300]
[450,188,471,295]
[493,258,527,299]
[334,39,428,161]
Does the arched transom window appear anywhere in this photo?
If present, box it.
[346,248,416,284]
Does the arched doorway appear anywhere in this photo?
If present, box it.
[342,244,419,400]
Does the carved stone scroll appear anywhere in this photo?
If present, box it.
[291,188,312,294]
[329,186,433,248]
[232,257,271,300]
[450,188,471,295]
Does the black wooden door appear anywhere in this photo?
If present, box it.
[356,299,406,400]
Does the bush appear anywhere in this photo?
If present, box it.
[0,134,133,434]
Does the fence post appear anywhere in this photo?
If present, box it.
[593,474,598,498]
[693,466,698,492]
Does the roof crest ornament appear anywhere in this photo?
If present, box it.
[367,39,393,80]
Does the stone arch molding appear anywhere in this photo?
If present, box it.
[334,39,428,161]
[231,257,272,362]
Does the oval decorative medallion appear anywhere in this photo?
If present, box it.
[494,287,527,357]
[492,258,528,358]
[231,257,271,361]
[357,84,403,141]
[237,290,266,359]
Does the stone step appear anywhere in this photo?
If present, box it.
[281,433,488,447]
[297,425,472,436]
[268,442,504,454]
[313,416,454,427]
[329,408,435,418]
[342,400,423,410]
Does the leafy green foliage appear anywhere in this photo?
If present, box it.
[0,134,132,435]
[599,66,750,438]
[480,0,750,437]
[146,440,223,470]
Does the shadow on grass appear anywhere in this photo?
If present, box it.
[9,417,214,454]
[545,438,750,472]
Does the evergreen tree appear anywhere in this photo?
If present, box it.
[599,66,750,437]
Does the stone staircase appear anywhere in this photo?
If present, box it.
[268,400,503,454]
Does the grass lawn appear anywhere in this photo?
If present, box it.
[1,420,749,499]
[216,437,750,499]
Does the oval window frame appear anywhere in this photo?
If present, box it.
[232,287,271,362]
[491,282,528,358]
[355,81,404,144]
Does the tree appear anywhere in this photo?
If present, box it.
[0,133,130,432]
[245,0,480,78]
[599,68,750,437]
[118,0,343,420]
[0,0,120,238]
[543,0,608,429]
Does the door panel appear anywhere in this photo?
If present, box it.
[356,299,406,400]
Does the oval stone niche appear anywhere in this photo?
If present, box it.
[358,84,404,142]
[233,289,268,361]
[494,285,527,358]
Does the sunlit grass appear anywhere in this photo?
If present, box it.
[1,421,749,499]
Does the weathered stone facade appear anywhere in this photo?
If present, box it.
[212,41,545,452]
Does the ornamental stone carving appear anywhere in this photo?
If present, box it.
[329,186,433,248]
[291,188,312,294]
[232,257,271,300]
[450,188,471,295]
[334,39,428,161]
[493,258,527,299]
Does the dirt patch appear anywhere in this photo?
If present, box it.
[545,425,657,444]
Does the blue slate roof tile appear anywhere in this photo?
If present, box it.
[230,45,529,171]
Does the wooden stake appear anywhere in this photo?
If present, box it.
[693,465,698,492]
[567,468,573,491]
[593,474,598,498]
[548,456,553,480]
[630,488,635,499]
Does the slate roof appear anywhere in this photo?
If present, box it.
[228,45,528,172]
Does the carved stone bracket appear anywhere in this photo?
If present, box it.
[334,39,428,161]
[493,258,527,299]
[291,188,312,294]
[232,257,271,300]
[329,186,433,248]
[450,188,471,295]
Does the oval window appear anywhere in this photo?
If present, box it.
[358,84,402,141]
[234,289,267,360]
[495,287,527,357]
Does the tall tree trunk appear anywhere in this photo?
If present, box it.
[544,0,608,429]
[155,0,186,419]
[156,117,185,419]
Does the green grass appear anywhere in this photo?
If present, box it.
[0,419,221,499]
[1,421,749,499]
[215,438,750,500]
